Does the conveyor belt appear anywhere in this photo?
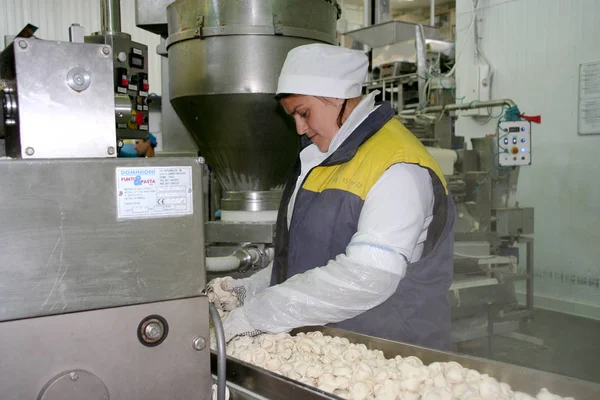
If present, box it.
[211,327,600,400]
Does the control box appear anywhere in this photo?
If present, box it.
[497,120,531,167]
[85,34,149,140]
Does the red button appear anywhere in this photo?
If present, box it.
[510,146,519,155]
[135,113,145,126]
[121,78,129,87]
[143,83,149,91]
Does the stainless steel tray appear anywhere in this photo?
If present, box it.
[212,327,600,400]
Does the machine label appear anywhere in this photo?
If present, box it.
[129,84,138,91]
[139,91,148,97]
[133,48,143,55]
[137,105,143,111]
[117,87,127,94]
[116,166,194,219]
[143,105,149,111]
[139,124,149,131]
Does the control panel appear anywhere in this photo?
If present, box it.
[497,120,531,167]
[85,35,149,140]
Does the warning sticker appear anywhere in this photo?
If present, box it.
[116,166,193,219]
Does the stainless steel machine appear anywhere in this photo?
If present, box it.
[0,18,213,400]
[136,0,341,276]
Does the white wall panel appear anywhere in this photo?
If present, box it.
[455,0,600,318]
[0,0,163,94]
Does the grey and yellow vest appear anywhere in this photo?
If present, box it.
[270,102,456,350]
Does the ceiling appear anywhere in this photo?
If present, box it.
[341,0,454,11]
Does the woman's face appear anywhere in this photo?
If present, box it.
[280,95,344,152]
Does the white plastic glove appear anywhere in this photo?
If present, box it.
[221,307,263,343]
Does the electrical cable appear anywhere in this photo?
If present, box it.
[209,302,227,400]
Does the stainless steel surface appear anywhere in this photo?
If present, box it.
[193,336,207,351]
[0,38,117,159]
[210,353,340,400]
[135,0,175,36]
[495,207,535,236]
[101,0,122,35]
[205,221,276,244]
[145,321,164,340]
[38,370,110,400]
[345,21,440,49]
[166,0,338,192]
[68,23,85,43]
[0,157,206,321]
[430,0,436,26]
[0,296,212,400]
[115,93,133,125]
[297,327,600,399]
[158,41,198,155]
[221,191,283,212]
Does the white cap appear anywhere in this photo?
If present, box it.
[276,44,368,99]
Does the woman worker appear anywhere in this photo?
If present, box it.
[217,43,456,350]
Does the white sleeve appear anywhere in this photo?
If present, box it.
[243,163,434,333]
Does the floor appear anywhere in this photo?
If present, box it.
[455,308,600,384]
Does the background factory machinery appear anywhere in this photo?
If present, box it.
[0,0,599,399]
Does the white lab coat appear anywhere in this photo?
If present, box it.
[242,92,434,332]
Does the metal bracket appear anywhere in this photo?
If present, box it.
[196,14,205,39]
[273,13,283,36]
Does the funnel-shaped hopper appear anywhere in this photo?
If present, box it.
[166,0,339,193]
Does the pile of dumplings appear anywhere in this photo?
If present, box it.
[215,331,574,400]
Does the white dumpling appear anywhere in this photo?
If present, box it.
[318,381,338,394]
[349,381,372,400]
[353,362,373,381]
[428,362,443,374]
[479,376,501,399]
[265,357,282,372]
[465,369,482,383]
[333,366,353,377]
[536,388,561,400]
[422,387,453,400]
[294,362,309,377]
[499,382,513,397]
[375,380,400,400]
[372,367,390,382]
[251,348,270,367]
[445,365,466,384]
[403,356,424,367]
[432,373,448,389]
[334,389,351,399]
[333,376,352,390]
[397,362,420,379]
[279,362,294,373]
[342,348,362,363]
[259,335,276,351]
[399,391,420,400]
[452,382,470,397]
[318,373,336,386]
[399,377,421,392]
[306,365,324,379]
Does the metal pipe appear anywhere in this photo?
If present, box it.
[100,0,122,34]
[209,302,227,400]
[415,25,427,109]
[430,0,435,26]
[400,99,516,116]
[363,0,371,27]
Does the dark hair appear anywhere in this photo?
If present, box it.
[274,93,292,100]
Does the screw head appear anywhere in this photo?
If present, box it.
[25,147,34,156]
[192,336,206,351]
[144,322,164,341]
[102,46,111,55]
[69,372,79,381]
[107,146,115,155]
[18,40,27,49]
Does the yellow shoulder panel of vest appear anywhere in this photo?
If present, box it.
[303,119,448,200]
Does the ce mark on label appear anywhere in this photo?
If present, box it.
[157,198,166,205]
